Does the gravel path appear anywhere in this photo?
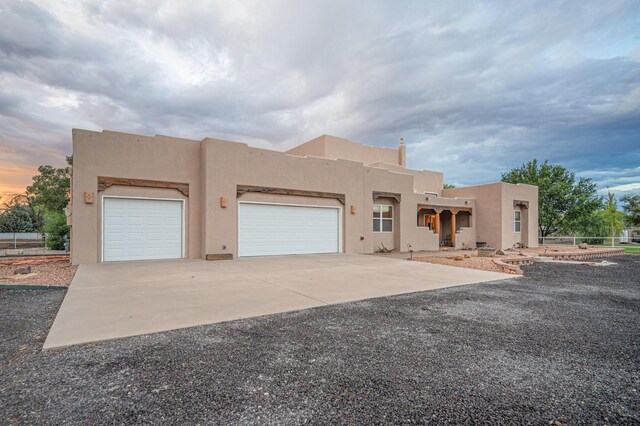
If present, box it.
[1,256,638,424]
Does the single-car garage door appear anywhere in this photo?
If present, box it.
[103,197,183,261]
[238,203,341,257]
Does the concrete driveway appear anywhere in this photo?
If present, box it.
[44,254,511,349]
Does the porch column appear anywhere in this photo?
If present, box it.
[450,209,457,246]
[434,209,441,235]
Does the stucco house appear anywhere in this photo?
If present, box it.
[69,129,538,264]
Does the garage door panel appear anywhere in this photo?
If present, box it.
[103,198,183,261]
[238,203,340,257]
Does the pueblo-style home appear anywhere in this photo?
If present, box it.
[69,129,538,264]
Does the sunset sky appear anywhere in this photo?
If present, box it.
[1,0,639,197]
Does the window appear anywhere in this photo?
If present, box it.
[514,209,521,232]
[373,204,393,232]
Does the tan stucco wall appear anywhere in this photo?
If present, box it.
[71,130,203,264]
[500,183,539,248]
[369,162,444,194]
[286,134,402,166]
[71,129,538,263]
[284,135,326,159]
[443,182,538,249]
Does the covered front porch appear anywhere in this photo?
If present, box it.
[417,205,475,249]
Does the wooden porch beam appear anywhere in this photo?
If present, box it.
[451,211,456,246]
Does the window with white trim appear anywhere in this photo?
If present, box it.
[373,204,393,232]
[514,209,521,232]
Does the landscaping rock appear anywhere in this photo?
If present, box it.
[496,249,506,256]
[579,243,589,249]
[13,266,32,275]
[477,247,496,257]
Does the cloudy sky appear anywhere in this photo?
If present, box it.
[1,0,639,196]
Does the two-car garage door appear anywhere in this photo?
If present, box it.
[238,203,341,257]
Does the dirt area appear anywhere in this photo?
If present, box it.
[414,253,506,273]
[0,257,77,287]
[414,245,625,274]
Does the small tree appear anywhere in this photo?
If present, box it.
[602,192,624,245]
[43,211,69,250]
[502,159,602,237]
[0,204,35,233]
[621,194,640,227]
[443,183,456,189]
[3,193,44,233]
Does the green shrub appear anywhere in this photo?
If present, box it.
[44,211,69,250]
[0,204,35,232]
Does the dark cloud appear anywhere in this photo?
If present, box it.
[0,0,639,195]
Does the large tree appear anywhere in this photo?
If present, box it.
[26,156,72,213]
[502,159,602,237]
[621,194,640,227]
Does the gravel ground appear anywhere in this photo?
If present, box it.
[0,260,77,286]
[1,255,638,424]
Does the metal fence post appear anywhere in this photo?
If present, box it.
[573,236,576,246]
[13,232,16,249]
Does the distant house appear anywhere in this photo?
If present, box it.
[69,130,538,264]
[621,228,640,243]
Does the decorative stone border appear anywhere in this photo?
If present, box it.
[541,248,624,261]
[492,256,535,275]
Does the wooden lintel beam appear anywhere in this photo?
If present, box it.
[97,177,189,197]
[372,191,401,203]
[422,206,472,214]
[237,185,345,205]
[513,200,529,208]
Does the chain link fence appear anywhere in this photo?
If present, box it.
[0,232,46,249]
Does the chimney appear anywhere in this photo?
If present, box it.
[399,137,406,167]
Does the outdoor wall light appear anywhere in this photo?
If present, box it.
[425,196,430,201]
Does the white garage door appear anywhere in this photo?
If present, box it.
[238,203,340,257]
[103,197,183,261]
